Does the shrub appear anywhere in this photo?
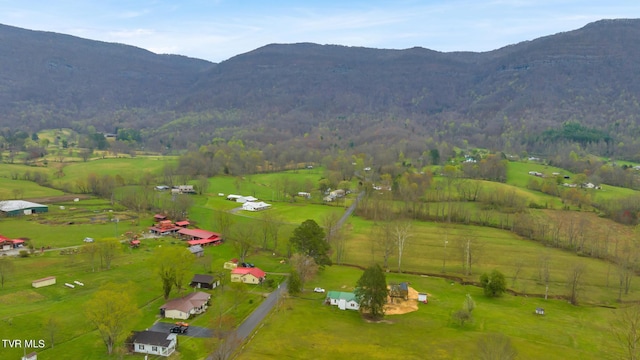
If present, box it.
[18,250,30,258]
[452,309,472,326]
[480,269,507,297]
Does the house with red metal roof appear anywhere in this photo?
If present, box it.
[149,220,181,236]
[0,235,26,251]
[175,220,190,227]
[179,228,223,246]
[230,267,266,284]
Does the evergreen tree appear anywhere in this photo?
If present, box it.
[354,264,388,320]
[289,219,332,266]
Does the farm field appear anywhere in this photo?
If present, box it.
[238,265,621,360]
[0,236,285,360]
[2,156,640,359]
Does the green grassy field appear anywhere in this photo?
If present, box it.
[0,177,64,199]
[0,238,285,360]
[237,265,621,360]
[1,157,640,359]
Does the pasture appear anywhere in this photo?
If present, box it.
[1,156,640,359]
[0,237,285,359]
[238,265,621,359]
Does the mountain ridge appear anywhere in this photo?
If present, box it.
[1,19,640,158]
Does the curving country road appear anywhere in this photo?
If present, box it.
[210,191,363,359]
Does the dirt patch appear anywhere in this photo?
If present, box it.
[0,290,45,305]
[26,194,92,204]
[385,286,421,315]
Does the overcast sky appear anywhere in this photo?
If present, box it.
[1,0,639,63]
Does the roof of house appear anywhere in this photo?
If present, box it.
[188,245,204,253]
[243,201,271,208]
[132,330,176,347]
[148,225,181,232]
[154,214,167,220]
[175,220,190,226]
[231,267,266,279]
[0,200,48,212]
[33,276,56,283]
[178,228,221,240]
[187,238,220,246]
[191,274,214,284]
[326,291,358,302]
[160,291,211,313]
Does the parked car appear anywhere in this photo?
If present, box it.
[313,287,325,293]
[169,326,188,334]
[241,262,255,268]
[175,321,189,328]
[83,237,94,243]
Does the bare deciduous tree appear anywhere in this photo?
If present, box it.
[612,304,640,360]
[567,262,587,305]
[394,220,412,273]
[290,254,319,291]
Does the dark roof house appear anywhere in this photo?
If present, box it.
[190,274,220,289]
[129,330,177,357]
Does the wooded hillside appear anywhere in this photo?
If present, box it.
[1,19,640,159]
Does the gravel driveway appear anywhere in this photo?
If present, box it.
[150,322,212,338]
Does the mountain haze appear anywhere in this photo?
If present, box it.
[1,19,640,157]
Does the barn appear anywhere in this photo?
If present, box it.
[0,200,48,216]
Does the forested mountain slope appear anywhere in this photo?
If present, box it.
[1,19,640,157]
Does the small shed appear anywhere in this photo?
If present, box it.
[188,245,204,257]
[32,276,56,288]
[224,260,238,270]
[418,293,428,303]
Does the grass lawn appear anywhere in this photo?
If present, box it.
[2,158,640,359]
[237,265,622,360]
[0,177,64,199]
[50,157,177,189]
[0,236,288,359]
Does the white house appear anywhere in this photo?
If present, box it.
[326,291,360,311]
[131,331,177,357]
[177,185,195,194]
[242,201,271,211]
[236,196,258,203]
[297,192,311,198]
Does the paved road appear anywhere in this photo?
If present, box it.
[236,281,287,342]
[207,281,287,359]
[211,192,362,358]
